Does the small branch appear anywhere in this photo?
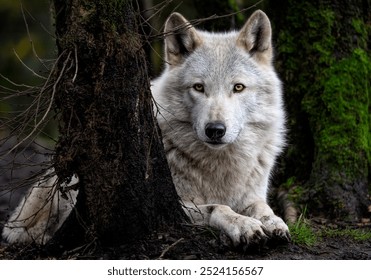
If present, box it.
[2,51,71,158]
[72,44,78,83]
[157,237,184,260]
[13,49,47,80]
[147,0,265,42]
[20,2,49,70]
[0,73,37,89]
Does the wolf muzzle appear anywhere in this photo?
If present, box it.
[205,122,226,143]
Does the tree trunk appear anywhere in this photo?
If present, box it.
[269,0,370,221]
[51,0,186,246]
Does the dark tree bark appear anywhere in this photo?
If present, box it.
[51,0,186,246]
[268,0,370,221]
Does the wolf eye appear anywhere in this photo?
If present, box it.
[233,83,245,93]
[193,83,204,93]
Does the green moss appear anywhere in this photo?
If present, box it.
[298,6,368,178]
[303,48,370,179]
[290,222,371,246]
[288,207,371,246]
[280,176,306,205]
[276,0,370,218]
[322,228,371,241]
[352,19,368,47]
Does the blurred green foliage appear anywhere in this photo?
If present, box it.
[0,0,56,141]
[0,0,55,85]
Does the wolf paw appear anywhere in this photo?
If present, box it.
[260,215,291,242]
[222,215,269,247]
[2,226,28,244]
[2,223,51,244]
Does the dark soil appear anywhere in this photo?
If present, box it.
[1,221,370,260]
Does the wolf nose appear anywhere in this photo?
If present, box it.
[205,122,226,140]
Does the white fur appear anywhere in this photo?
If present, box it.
[2,169,77,244]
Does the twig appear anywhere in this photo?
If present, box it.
[0,73,37,89]
[13,49,47,80]
[2,51,71,158]
[20,2,49,70]
[147,0,265,41]
[72,44,78,83]
[157,237,184,259]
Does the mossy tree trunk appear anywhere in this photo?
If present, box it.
[51,0,186,246]
[269,0,370,221]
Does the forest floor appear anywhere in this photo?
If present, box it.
[1,138,370,260]
[1,219,370,260]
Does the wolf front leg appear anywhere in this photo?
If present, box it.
[2,172,78,244]
[183,202,269,247]
[2,185,58,244]
[241,201,291,241]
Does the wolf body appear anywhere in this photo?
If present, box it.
[2,10,289,246]
[152,10,289,246]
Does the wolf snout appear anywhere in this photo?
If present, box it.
[205,122,226,141]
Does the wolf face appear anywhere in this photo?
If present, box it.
[153,11,284,151]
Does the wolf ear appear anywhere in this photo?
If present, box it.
[164,13,202,67]
[237,10,273,64]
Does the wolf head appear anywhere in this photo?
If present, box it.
[153,10,284,151]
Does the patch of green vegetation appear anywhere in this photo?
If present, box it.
[280,176,305,206]
[289,214,371,246]
[282,176,296,188]
[288,209,317,246]
[322,228,371,241]
[289,222,317,246]
[228,0,245,24]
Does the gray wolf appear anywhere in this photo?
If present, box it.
[2,10,290,247]
[151,10,289,246]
